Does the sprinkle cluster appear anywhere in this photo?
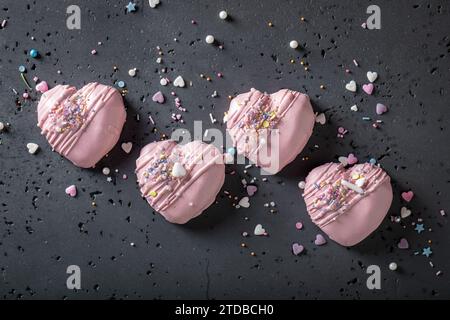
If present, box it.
[49,94,89,133]
[144,151,178,183]
[312,168,367,211]
[143,149,190,198]
[239,94,279,133]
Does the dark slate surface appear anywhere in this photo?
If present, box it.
[0,0,449,299]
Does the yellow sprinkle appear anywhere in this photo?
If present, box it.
[262,120,270,128]
[352,173,360,180]
[149,191,157,197]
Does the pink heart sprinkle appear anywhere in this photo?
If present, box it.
[295,222,303,230]
[401,191,414,202]
[376,103,388,115]
[36,81,49,93]
[152,91,165,103]
[347,153,358,165]
[397,238,409,249]
[314,234,327,246]
[292,243,304,255]
[246,185,258,197]
[362,83,374,95]
[65,185,77,197]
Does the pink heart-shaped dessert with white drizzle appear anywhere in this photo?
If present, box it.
[225,88,315,174]
[303,162,393,246]
[37,82,126,168]
[136,140,225,224]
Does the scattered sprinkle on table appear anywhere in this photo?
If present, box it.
[219,10,228,20]
[415,223,425,234]
[205,35,215,44]
[389,262,398,271]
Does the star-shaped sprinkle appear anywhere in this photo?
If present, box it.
[126,2,136,13]
[415,223,425,234]
[422,247,432,258]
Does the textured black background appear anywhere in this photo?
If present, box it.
[0,0,449,299]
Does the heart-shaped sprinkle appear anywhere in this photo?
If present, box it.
[295,222,303,230]
[367,71,378,83]
[149,0,160,8]
[345,80,357,92]
[347,153,358,165]
[121,142,133,154]
[376,103,388,115]
[355,177,366,187]
[246,185,258,196]
[315,113,326,125]
[314,234,327,246]
[362,83,374,95]
[36,81,49,93]
[350,104,358,112]
[238,196,250,208]
[254,224,266,236]
[152,91,165,103]
[400,206,412,218]
[173,75,185,88]
[397,238,409,249]
[65,185,77,197]
[171,162,186,178]
[401,191,414,202]
[338,156,348,166]
[26,142,39,154]
[292,243,304,255]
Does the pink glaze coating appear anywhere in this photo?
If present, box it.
[135,140,225,224]
[303,162,393,246]
[37,82,126,168]
[226,88,315,174]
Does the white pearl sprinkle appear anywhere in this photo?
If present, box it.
[160,78,168,86]
[128,68,137,77]
[389,262,398,271]
[0,122,4,131]
[205,35,215,44]
[219,10,228,20]
[289,40,299,49]
[102,167,110,175]
[298,181,306,189]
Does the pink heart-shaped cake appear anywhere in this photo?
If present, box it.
[225,88,315,174]
[136,140,225,224]
[37,82,126,168]
[303,162,393,246]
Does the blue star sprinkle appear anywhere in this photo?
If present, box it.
[414,223,425,234]
[422,247,432,258]
[126,2,136,13]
